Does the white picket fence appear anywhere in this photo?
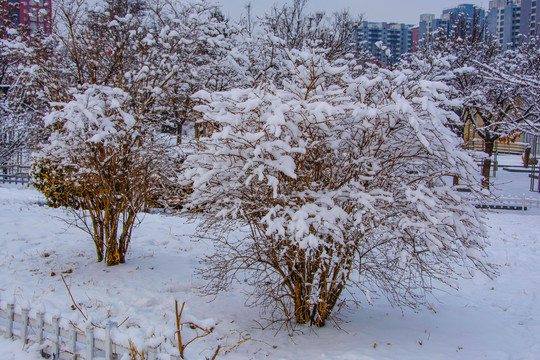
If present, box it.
[475,195,540,212]
[0,301,161,360]
[500,195,540,209]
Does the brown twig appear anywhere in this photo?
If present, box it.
[69,320,84,333]
[61,274,87,321]
[118,316,129,327]
[175,300,185,359]
[208,345,221,360]
[128,339,147,360]
[174,300,220,360]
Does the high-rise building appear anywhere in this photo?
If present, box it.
[1,0,52,35]
[418,15,450,39]
[532,0,539,35]
[411,26,420,52]
[355,22,414,65]
[418,4,485,45]
[486,0,539,49]
[442,3,486,34]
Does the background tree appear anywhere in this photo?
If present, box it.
[0,12,44,172]
[416,23,526,188]
[19,0,234,141]
[222,0,365,102]
[472,36,540,136]
[184,50,494,328]
[144,0,236,142]
[0,76,44,171]
[1,0,20,81]
[27,0,235,264]
[262,0,361,60]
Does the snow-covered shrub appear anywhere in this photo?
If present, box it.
[183,50,495,328]
[34,85,169,265]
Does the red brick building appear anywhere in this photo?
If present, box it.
[1,0,52,35]
[411,26,419,52]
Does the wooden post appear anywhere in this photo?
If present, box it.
[493,144,498,177]
[5,303,14,339]
[105,321,116,360]
[37,311,45,358]
[538,157,540,194]
[69,327,77,360]
[86,325,94,360]
[147,345,158,360]
[53,315,61,359]
[531,136,538,192]
[21,308,29,344]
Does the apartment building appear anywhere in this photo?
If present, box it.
[418,4,485,45]
[355,22,414,65]
[532,0,539,35]
[486,0,539,49]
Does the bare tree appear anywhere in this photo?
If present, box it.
[262,0,361,59]
[0,77,44,171]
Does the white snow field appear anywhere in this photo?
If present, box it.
[1,154,540,359]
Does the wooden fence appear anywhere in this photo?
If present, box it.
[0,165,31,184]
[465,139,528,154]
[0,173,30,185]
[0,301,161,360]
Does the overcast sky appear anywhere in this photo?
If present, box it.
[215,0,489,25]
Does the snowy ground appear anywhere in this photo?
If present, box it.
[1,155,540,359]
